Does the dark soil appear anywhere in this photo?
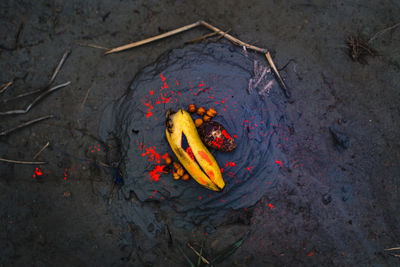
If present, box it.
[1,1,399,266]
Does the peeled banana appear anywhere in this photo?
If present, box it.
[165,109,225,191]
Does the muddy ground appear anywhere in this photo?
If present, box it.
[1,0,399,266]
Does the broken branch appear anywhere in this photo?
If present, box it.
[49,50,71,85]
[104,20,289,97]
[0,115,54,136]
[105,21,202,54]
[33,141,50,159]
[0,157,46,165]
[0,80,14,95]
[0,81,70,116]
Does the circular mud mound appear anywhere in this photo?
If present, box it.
[100,43,290,236]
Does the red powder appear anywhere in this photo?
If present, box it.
[226,162,236,167]
[149,90,154,95]
[275,160,283,166]
[35,168,43,176]
[149,165,165,182]
[186,147,195,161]
[140,145,162,164]
[221,129,232,140]
[160,73,166,81]
[268,203,274,209]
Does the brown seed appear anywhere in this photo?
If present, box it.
[188,104,196,113]
[197,107,206,116]
[181,173,190,181]
[203,115,211,122]
[173,162,182,171]
[206,108,217,117]
[195,118,203,127]
[173,172,181,180]
[177,168,185,177]
[164,155,172,165]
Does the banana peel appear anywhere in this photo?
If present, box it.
[165,109,225,191]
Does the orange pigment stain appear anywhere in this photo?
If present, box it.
[189,165,207,185]
[198,151,212,166]
[307,251,316,257]
[207,170,215,183]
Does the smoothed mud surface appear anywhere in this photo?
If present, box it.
[0,1,399,266]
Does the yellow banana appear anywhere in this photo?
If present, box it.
[165,109,225,191]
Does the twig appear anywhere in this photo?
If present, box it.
[385,247,400,251]
[105,21,202,54]
[187,242,210,264]
[33,141,50,159]
[0,115,54,136]
[76,43,110,50]
[0,157,46,165]
[80,86,92,109]
[185,28,231,44]
[49,50,71,85]
[185,31,219,44]
[0,81,70,116]
[0,80,14,95]
[265,52,290,97]
[213,28,232,42]
[368,22,400,44]
[104,20,289,98]
[2,89,41,103]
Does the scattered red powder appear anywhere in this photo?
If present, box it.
[226,161,236,167]
[149,90,154,95]
[211,137,223,149]
[275,160,283,166]
[140,145,162,164]
[33,168,43,178]
[149,165,165,181]
[268,203,274,209]
[221,129,232,140]
[160,73,166,81]
[146,111,153,118]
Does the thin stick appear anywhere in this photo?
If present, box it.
[185,31,219,44]
[105,21,202,54]
[0,157,46,165]
[0,81,70,116]
[0,80,14,95]
[187,242,210,264]
[213,28,232,42]
[2,89,42,103]
[76,43,110,50]
[265,52,290,97]
[0,115,54,136]
[385,247,400,251]
[80,86,92,109]
[199,20,267,53]
[49,50,71,85]
[104,20,289,97]
[33,141,50,159]
[368,22,400,44]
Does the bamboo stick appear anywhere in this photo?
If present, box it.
[105,21,202,54]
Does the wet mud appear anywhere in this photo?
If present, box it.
[0,1,399,266]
